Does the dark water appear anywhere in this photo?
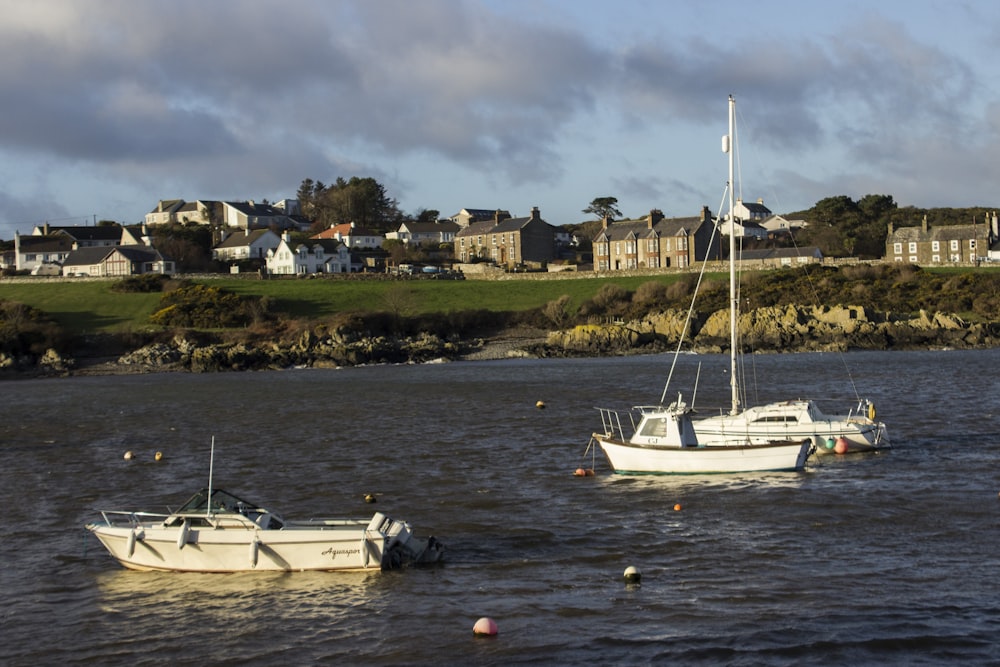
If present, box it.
[1,349,999,666]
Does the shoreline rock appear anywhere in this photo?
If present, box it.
[2,306,997,379]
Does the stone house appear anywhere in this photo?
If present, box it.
[592,207,720,272]
[453,207,556,268]
[886,214,995,264]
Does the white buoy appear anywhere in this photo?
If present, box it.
[624,565,642,583]
[249,538,260,568]
[473,617,498,636]
[177,520,190,549]
[154,451,163,461]
[123,451,134,461]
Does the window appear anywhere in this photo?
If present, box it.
[909,256,918,263]
[950,239,959,251]
[970,239,977,249]
[625,241,635,254]
[647,239,657,252]
[932,241,940,251]
[909,242,917,253]
[932,255,940,263]
[893,242,902,254]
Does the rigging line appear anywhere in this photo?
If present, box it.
[659,184,728,406]
[735,99,863,402]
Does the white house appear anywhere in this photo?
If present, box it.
[266,234,351,275]
[311,222,384,249]
[387,220,461,245]
[213,229,282,262]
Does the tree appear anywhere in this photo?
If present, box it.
[414,208,440,222]
[309,176,401,232]
[583,196,622,221]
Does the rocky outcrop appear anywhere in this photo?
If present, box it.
[537,304,999,357]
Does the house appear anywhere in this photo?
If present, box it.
[144,199,307,232]
[33,223,122,247]
[61,245,175,277]
[886,214,994,264]
[592,207,720,272]
[719,198,772,238]
[734,246,823,268]
[13,233,75,273]
[312,222,385,249]
[213,229,282,263]
[453,207,556,267]
[266,234,352,275]
[448,208,510,229]
[387,220,461,246]
[760,214,808,237]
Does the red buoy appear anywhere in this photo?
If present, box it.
[834,437,850,454]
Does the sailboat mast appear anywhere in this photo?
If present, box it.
[726,95,739,415]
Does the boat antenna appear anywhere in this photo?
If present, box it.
[207,436,215,517]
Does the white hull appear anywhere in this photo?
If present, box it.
[87,490,443,573]
[595,433,812,474]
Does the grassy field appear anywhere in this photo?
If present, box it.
[0,273,701,334]
[4,264,997,335]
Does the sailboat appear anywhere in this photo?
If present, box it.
[691,95,889,455]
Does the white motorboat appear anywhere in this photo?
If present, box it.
[691,95,889,455]
[591,395,814,474]
[694,398,887,455]
[87,487,444,573]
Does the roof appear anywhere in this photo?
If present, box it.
[312,223,382,238]
[16,235,76,253]
[593,214,709,242]
[398,220,461,234]
[889,222,988,243]
[737,246,822,260]
[41,225,123,242]
[215,229,277,248]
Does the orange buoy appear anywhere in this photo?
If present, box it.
[834,437,850,454]
[573,468,587,477]
[585,468,595,476]
[473,617,498,636]
[673,503,682,511]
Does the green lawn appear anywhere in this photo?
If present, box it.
[0,274,697,334]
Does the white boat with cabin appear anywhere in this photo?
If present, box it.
[691,95,889,456]
[87,487,444,573]
[591,394,813,474]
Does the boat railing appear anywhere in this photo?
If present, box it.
[596,407,637,440]
[97,510,170,527]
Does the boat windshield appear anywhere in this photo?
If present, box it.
[176,489,260,514]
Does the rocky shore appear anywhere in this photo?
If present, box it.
[4,304,998,379]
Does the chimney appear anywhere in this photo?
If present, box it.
[888,222,894,236]
[701,206,710,222]
[494,209,503,224]
[757,198,764,205]
[922,215,928,233]
[530,206,540,221]
[648,209,663,229]
[602,215,610,230]
[44,222,50,235]
[282,232,291,243]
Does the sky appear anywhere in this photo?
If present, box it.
[1,0,999,238]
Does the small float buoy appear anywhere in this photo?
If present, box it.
[624,565,642,583]
[154,451,163,461]
[824,438,836,450]
[673,503,682,511]
[834,437,850,455]
[123,451,134,461]
[473,617,498,636]
[585,468,595,476]
[573,468,587,477]
[536,400,546,409]
[249,538,260,568]
[364,493,377,503]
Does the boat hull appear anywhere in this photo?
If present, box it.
[594,433,813,474]
[87,511,443,573]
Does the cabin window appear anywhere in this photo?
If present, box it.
[639,418,670,437]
